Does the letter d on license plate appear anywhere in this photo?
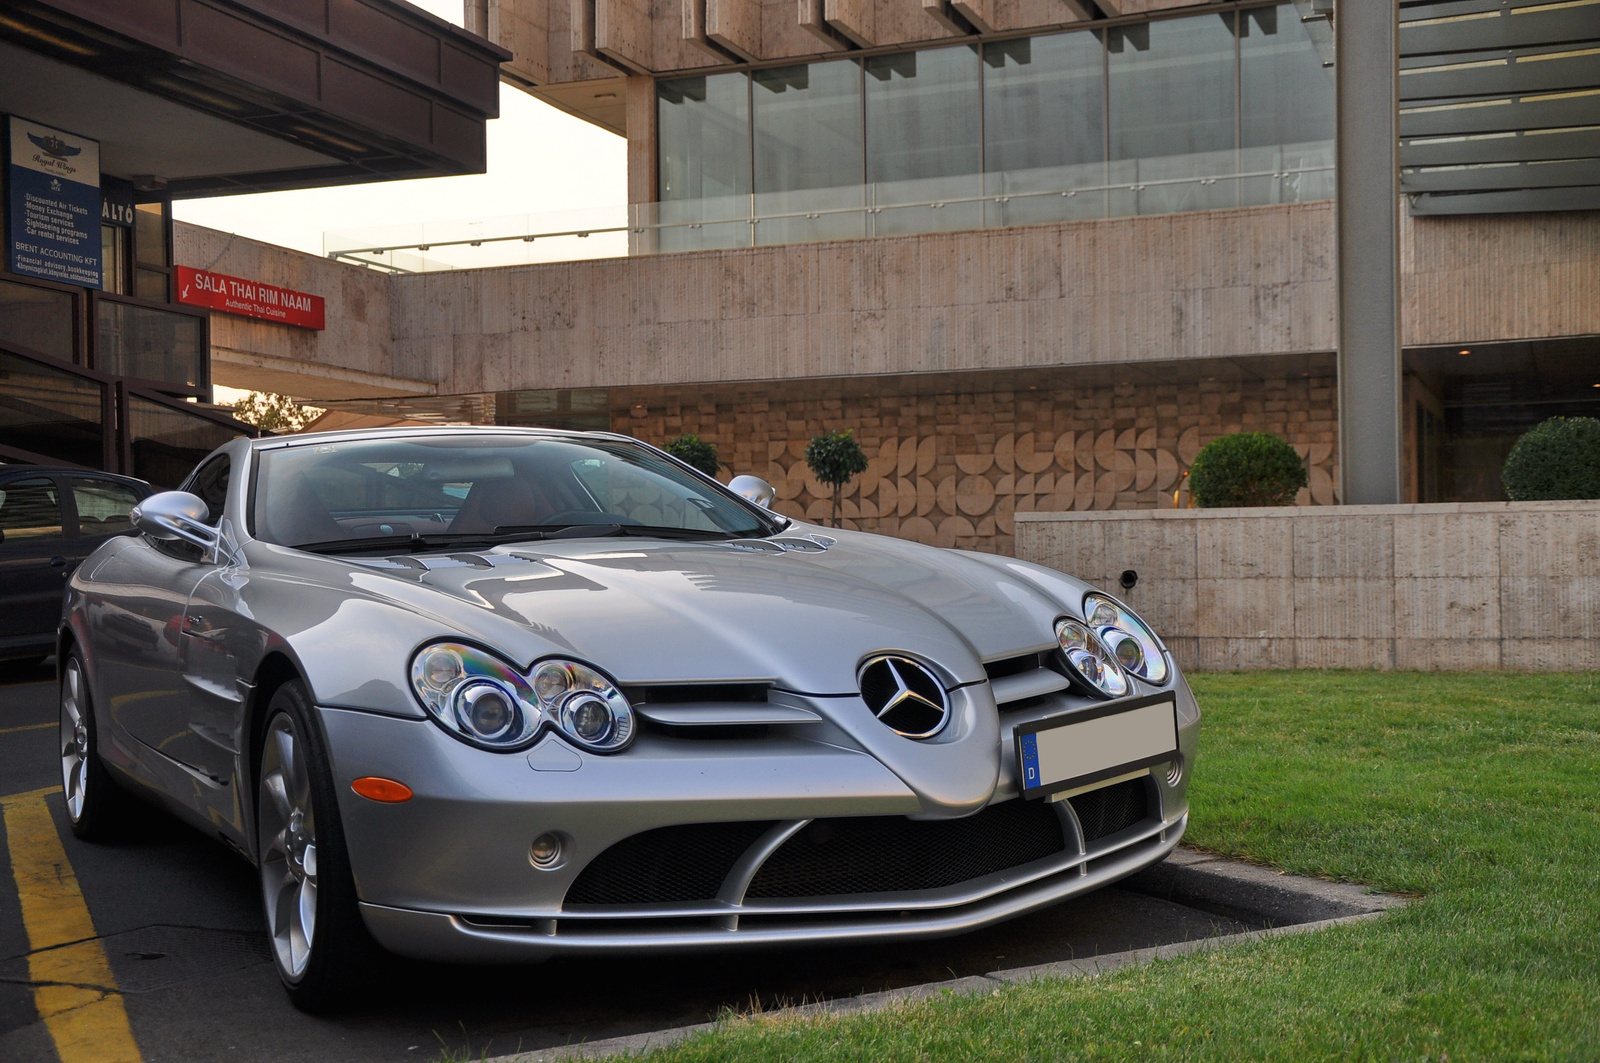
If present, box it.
[1015,692,1179,800]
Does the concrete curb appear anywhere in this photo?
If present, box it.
[484,851,1405,1063]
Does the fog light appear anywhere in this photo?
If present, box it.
[529,832,564,869]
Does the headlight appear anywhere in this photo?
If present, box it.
[530,659,635,753]
[1082,593,1170,685]
[409,642,634,754]
[1054,618,1130,698]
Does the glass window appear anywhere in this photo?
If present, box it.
[1240,4,1334,147]
[754,60,863,194]
[134,203,167,267]
[126,395,243,489]
[95,300,203,389]
[183,456,231,527]
[252,435,777,550]
[1108,14,1237,161]
[0,349,105,469]
[0,478,64,542]
[0,278,75,362]
[657,74,751,202]
[866,44,981,184]
[984,33,1104,173]
[101,225,129,295]
[71,478,144,536]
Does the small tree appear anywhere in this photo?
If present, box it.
[805,429,869,527]
[1187,431,1307,508]
[1502,416,1600,501]
[663,434,721,477]
[228,391,324,433]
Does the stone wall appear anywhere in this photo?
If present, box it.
[620,360,1339,554]
[1014,501,1600,671]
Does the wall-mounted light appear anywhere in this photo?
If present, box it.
[629,404,648,419]
[1458,348,1471,356]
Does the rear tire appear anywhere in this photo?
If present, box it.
[61,648,118,841]
[256,679,378,1013]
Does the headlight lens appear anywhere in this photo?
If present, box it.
[1083,593,1170,685]
[531,660,634,753]
[1054,618,1130,698]
[409,643,634,753]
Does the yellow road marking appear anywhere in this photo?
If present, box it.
[0,721,54,736]
[2,786,142,1063]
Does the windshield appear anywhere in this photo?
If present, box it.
[250,434,778,551]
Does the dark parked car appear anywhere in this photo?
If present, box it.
[0,467,151,662]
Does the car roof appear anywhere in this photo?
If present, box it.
[248,424,641,451]
[0,466,151,488]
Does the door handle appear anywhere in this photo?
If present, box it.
[50,556,66,567]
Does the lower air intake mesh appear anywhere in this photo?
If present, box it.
[565,820,777,905]
[1068,778,1151,843]
[745,798,1066,899]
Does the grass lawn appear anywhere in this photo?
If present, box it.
[615,671,1600,1062]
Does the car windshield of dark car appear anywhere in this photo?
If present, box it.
[251,435,776,550]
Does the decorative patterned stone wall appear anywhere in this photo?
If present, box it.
[614,360,1339,554]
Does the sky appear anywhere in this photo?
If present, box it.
[172,0,627,259]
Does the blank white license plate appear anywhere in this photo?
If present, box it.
[1015,693,1179,800]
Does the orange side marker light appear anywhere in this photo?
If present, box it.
[351,777,414,803]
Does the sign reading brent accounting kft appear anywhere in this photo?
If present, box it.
[6,116,102,288]
[176,267,325,330]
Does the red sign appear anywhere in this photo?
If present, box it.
[176,266,325,330]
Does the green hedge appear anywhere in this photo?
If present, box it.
[1188,431,1308,508]
[1501,416,1600,501]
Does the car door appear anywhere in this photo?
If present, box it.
[0,475,71,656]
[64,475,147,566]
[90,456,229,803]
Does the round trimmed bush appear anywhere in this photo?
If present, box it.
[1187,432,1308,508]
[663,434,721,477]
[1501,416,1600,501]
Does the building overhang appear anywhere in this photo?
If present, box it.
[0,0,512,196]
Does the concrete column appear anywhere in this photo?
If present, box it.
[625,74,657,253]
[1335,0,1402,505]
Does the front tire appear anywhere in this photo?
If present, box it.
[256,680,376,1013]
[61,648,117,840]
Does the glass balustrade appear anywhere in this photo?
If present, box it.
[0,348,108,469]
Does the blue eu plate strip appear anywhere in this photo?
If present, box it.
[1020,732,1040,790]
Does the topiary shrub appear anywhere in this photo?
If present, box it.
[1501,416,1600,501]
[805,428,869,527]
[663,434,721,477]
[1187,431,1308,508]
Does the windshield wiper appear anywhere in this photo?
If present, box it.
[292,532,503,555]
[493,523,739,542]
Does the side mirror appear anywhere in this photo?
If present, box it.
[728,475,776,509]
[131,491,219,553]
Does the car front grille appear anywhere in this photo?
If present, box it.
[564,820,777,905]
[744,798,1067,899]
[1068,778,1149,842]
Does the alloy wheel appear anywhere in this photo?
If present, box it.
[59,659,89,821]
[259,714,318,981]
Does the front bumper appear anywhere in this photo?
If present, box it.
[321,679,1197,962]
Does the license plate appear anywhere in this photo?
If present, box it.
[1014,692,1179,800]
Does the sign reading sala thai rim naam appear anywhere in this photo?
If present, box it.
[176,266,325,330]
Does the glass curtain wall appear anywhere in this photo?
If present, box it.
[1239,4,1336,203]
[983,32,1106,225]
[655,3,1332,250]
[865,45,982,233]
[753,60,866,244]
[657,73,752,250]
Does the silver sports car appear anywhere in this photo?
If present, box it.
[59,426,1197,1011]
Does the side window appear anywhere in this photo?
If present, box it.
[183,457,231,528]
[71,478,145,537]
[0,478,65,544]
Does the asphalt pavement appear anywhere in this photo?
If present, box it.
[0,661,1258,1063]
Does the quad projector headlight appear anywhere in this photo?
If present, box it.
[1082,592,1170,685]
[410,642,635,753]
[1054,618,1130,699]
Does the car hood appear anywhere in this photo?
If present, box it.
[247,524,1096,818]
[324,525,1077,693]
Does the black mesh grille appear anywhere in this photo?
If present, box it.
[745,799,1066,900]
[565,820,777,906]
[1068,778,1151,843]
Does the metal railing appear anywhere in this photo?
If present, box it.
[326,147,1335,273]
